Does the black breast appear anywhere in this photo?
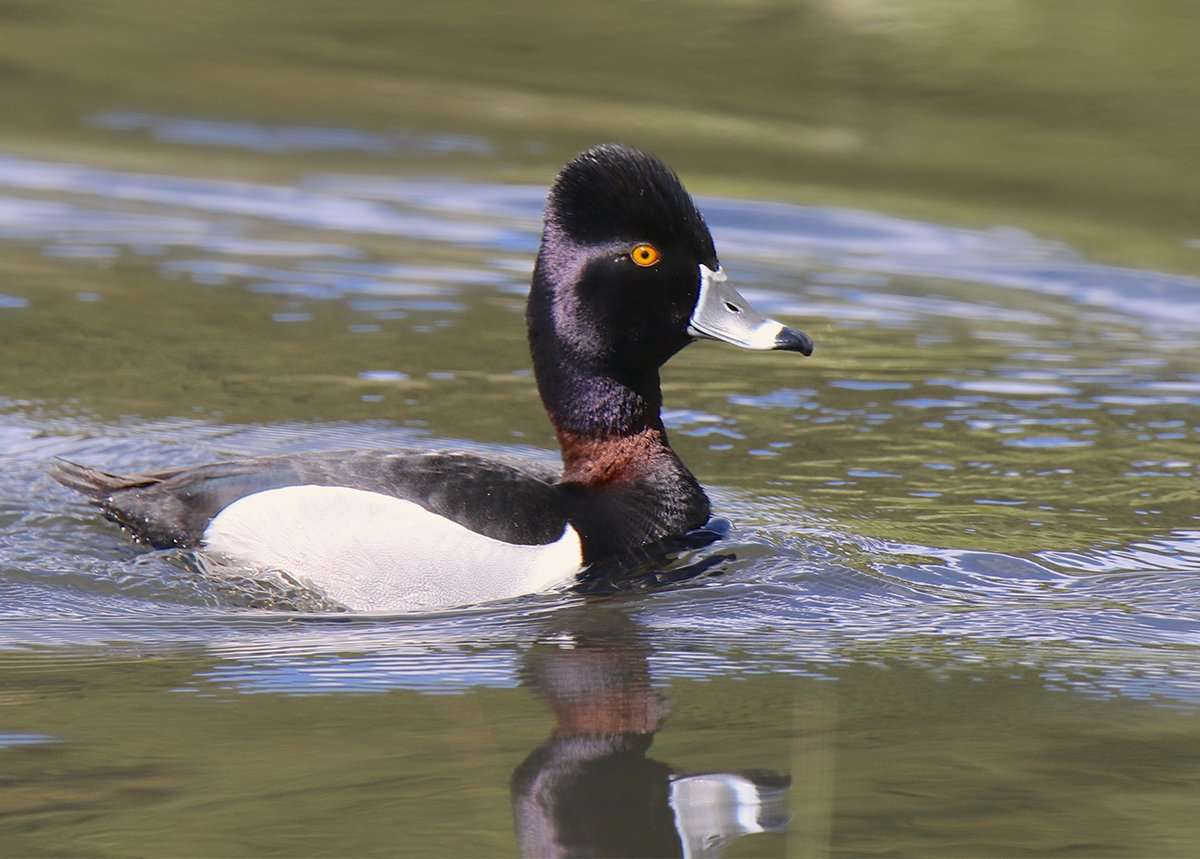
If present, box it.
[558,471,711,563]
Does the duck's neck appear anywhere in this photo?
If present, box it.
[531,344,711,557]
[533,349,672,481]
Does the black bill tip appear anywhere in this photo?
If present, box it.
[773,327,814,356]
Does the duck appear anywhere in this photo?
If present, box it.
[50,144,813,612]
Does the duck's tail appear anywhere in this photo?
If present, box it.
[49,458,164,499]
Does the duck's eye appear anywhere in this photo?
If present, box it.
[629,243,662,267]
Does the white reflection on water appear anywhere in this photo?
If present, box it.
[0,156,521,244]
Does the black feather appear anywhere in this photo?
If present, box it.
[50,458,174,497]
[547,143,717,264]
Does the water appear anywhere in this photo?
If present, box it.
[3,3,1200,856]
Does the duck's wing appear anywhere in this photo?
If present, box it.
[51,450,566,549]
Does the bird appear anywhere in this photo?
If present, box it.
[50,143,813,613]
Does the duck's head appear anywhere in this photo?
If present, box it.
[528,144,813,385]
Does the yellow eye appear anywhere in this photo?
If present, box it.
[630,243,661,267]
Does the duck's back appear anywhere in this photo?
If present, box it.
[53,450,565,546]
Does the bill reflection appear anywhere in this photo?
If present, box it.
[511,612,790,857]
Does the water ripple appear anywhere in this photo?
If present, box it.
[1,146,1198,707]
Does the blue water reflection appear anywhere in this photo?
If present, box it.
[89,112,493,156]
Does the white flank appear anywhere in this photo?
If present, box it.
[201,485,583,612]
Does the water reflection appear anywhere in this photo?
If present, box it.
[512,609,789,858]
[4,632,1200,857]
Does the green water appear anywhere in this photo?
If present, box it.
[1,2,1199,856]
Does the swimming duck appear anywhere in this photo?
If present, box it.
[51,144,813,612]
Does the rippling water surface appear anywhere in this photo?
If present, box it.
[3,4,1200,856]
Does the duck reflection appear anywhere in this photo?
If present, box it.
[511,609,790,858]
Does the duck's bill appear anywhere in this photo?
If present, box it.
[687,265,814,355]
